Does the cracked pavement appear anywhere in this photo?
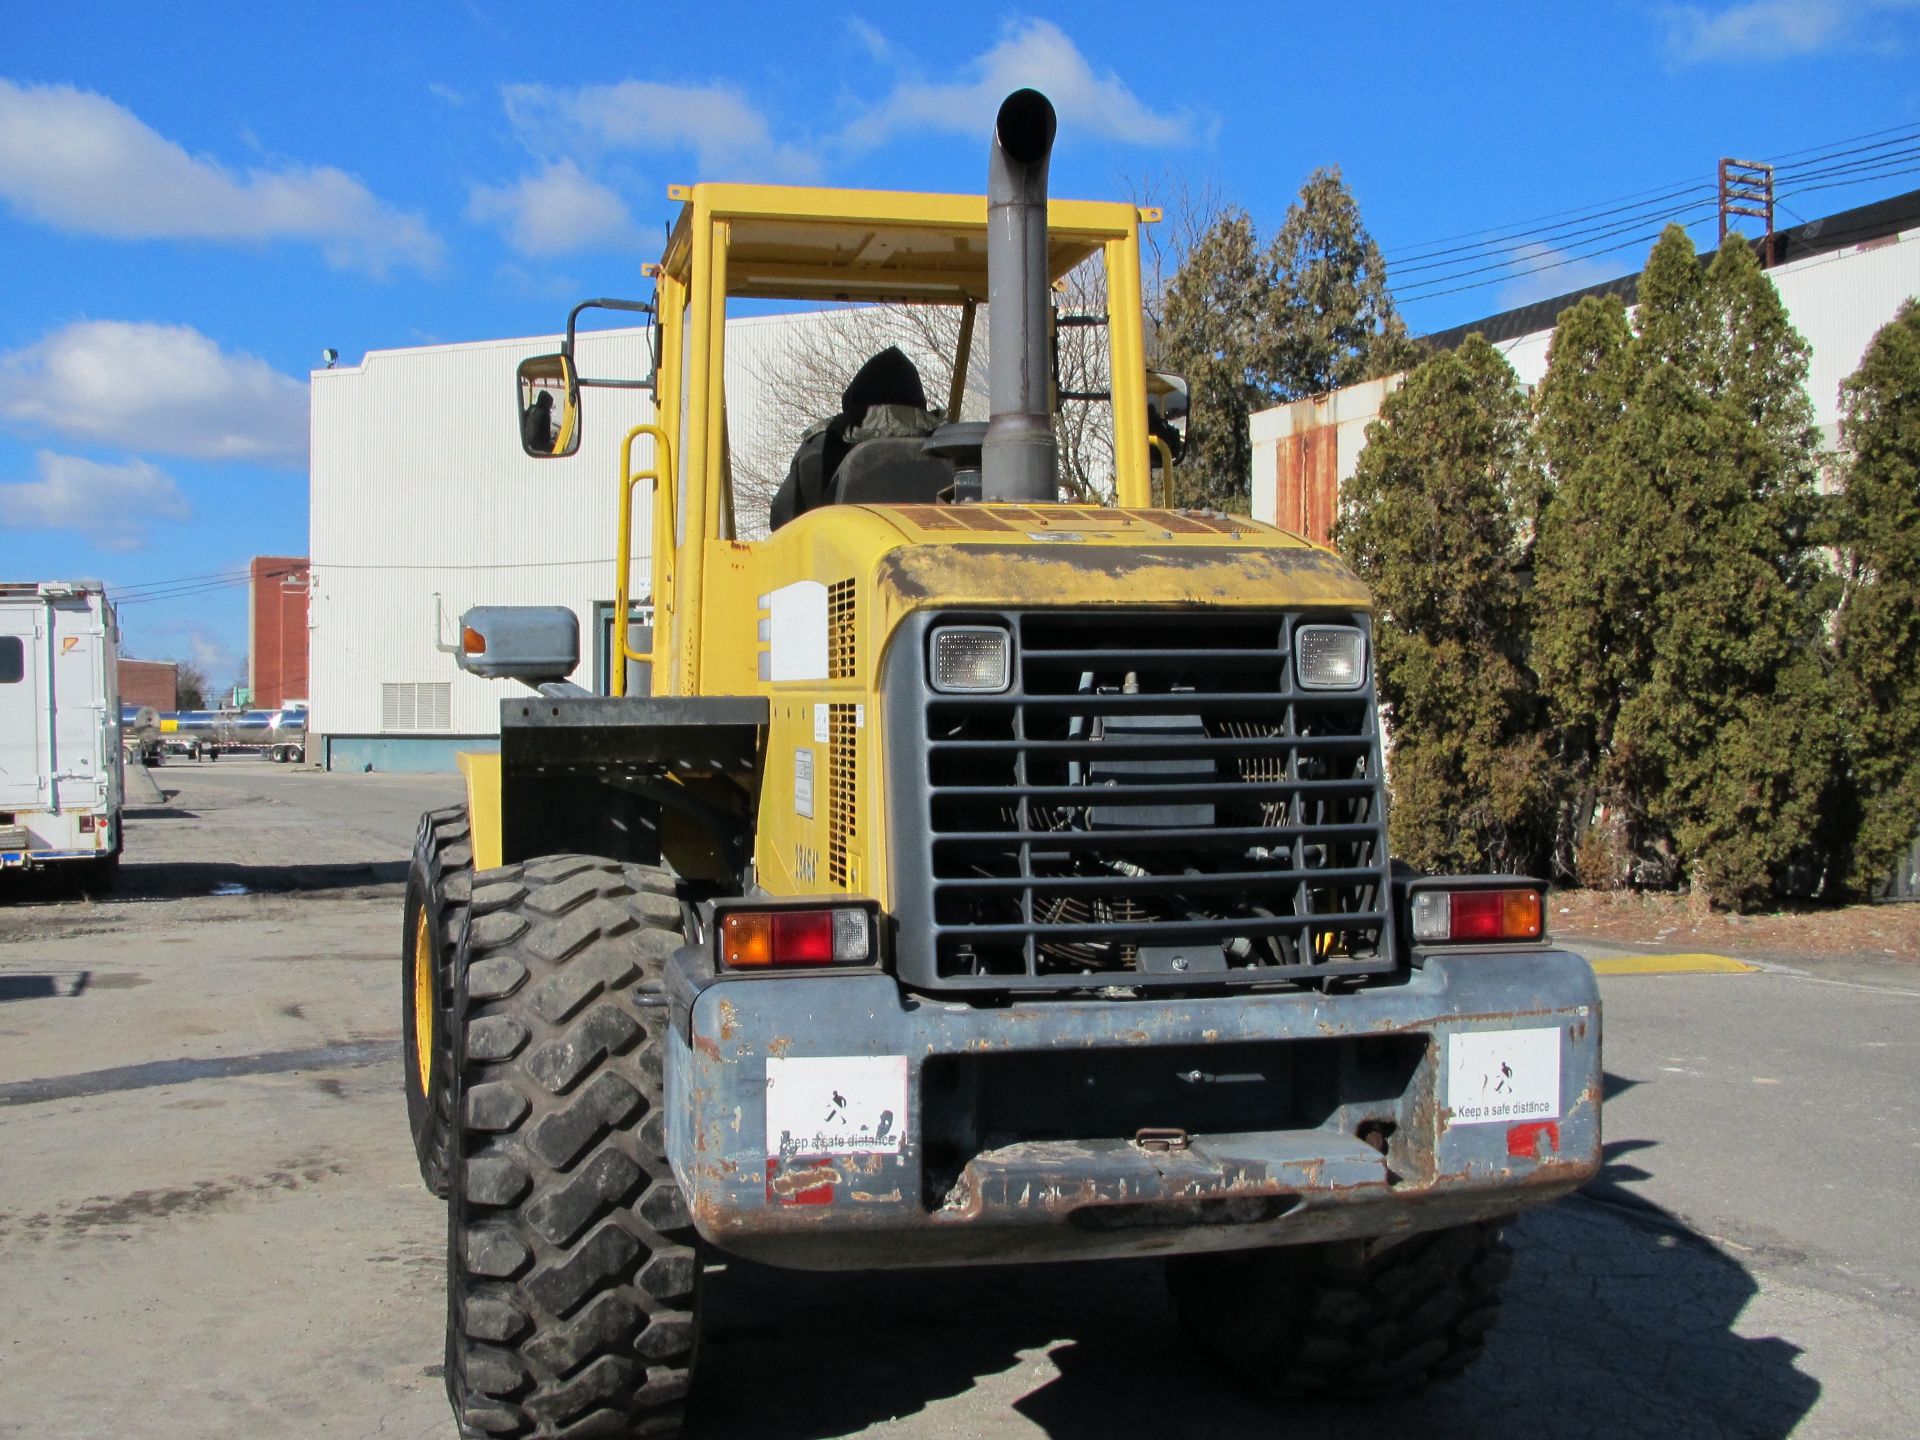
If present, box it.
[0,762,1913,1438]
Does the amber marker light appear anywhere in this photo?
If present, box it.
[722,912,773,967]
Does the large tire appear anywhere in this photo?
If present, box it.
[403,805,474,1196]
[1168,1221,1512,1399]
[445,855,700,1439]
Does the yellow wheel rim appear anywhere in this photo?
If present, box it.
[412,905,435,1097]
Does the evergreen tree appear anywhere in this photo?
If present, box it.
[1158,209,1269,511]
[1829,299,1920,894]
[1532,295,1638,880]
[1608,229,1833,908]
[1159,170,1412,512]
[1335,337,1552,874]
[1266,167,1419,399]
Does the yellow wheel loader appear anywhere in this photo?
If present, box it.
[401,89,1601,1437]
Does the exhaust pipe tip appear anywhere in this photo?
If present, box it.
[995,88,1056,168]
[982,89,1060,505]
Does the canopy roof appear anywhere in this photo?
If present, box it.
[658,183,1152,305]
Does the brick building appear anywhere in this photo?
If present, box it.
[118,658,178,711]
[250,557,310,708]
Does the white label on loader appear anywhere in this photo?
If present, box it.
[813,703,830,743]
[767,581,828,681]
[766,1056,908,1158]
[793,747,814,818]
[1446,1027,1561,1126]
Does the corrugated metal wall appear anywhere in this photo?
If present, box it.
[1248,376,1401,541]
[310,328,658,741]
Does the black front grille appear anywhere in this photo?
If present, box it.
[886,610,1394,993]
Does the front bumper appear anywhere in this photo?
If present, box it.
[665,949,1600,1270]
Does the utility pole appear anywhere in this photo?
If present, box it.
[1718,157,1777,266]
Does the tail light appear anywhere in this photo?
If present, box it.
[1410,886,1544,944]
[78,814,96,832]
[720,906,873,970]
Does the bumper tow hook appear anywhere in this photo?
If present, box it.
[1135,1127,1191,1153]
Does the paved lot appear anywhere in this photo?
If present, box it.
[1,761,1915,1439]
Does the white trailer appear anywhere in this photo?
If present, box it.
[0,581,124,888]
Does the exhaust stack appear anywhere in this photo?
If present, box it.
[983,89,1059,504]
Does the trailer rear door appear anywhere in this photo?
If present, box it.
[0,601,48,810]
[48,596,112,812]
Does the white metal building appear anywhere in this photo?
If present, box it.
[1250,188,1920,543]
[308,310,954,770]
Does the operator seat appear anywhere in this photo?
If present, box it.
[770,347,954,528]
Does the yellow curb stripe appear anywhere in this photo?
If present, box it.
[1587,952,1759,976]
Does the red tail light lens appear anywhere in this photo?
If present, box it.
[720,907,873,970]
[772,910,833,964]
[1411,887,1544,944]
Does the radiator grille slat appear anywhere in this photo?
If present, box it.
[896,609,1394,992]
[829,702,857,888]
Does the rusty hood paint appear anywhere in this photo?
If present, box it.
[873,541,1373,616]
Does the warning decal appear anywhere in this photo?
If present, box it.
[765,1055,908,1159]
[1446,1027,1562,1127]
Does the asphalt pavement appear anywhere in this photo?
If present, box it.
[0,759,1914,1439]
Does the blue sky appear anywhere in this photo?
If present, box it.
[3,1,1918,688]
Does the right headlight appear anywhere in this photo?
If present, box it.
[1295,624,1367,690]
[930,625,1011,694]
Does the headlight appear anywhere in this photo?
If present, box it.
[1295,624,1366,690]
[930,626,1010,693]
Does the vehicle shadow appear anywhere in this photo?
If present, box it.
[690,1106,1819,1439]
[111,859,410,899]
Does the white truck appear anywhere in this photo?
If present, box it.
[0,581,124,890]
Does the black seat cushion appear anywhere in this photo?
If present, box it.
[827,437,954,507]
[771,347,937,529]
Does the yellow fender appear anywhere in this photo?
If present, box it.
[456,751,504,870]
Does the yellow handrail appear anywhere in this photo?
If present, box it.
[1148,434,1175,508]
[613,423,673,697]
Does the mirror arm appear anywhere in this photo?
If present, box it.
[431,592,462,655]
[565,297,656,359]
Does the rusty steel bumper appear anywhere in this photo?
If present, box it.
[663,950,1600,1270]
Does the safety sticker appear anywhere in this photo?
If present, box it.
[793,747,813,819]
[1446,1027,1561,1126]
[765,1055,908,1159]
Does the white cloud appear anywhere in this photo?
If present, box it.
[0,451,188,551]
[0,80,442,274]
[502,80,820,180]
[842,20,1198,152]
[467,159,634,256]
[0,320,309,466]
[1664,0,1920,62]
[1495,242,1631,309]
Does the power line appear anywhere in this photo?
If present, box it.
[1383,120,1918,295]
[1390,185,1715,275]
[1772,131,1920,174]
[1393,199,1720,300]
[1780,161,1920,203]
[1380,176,1717,259]
[1763,119,1920,163]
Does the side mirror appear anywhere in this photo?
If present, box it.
[457,606,579,683]
[517,353,581,458]
[1147,370,1189,441]
[1146,370,1188,484]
